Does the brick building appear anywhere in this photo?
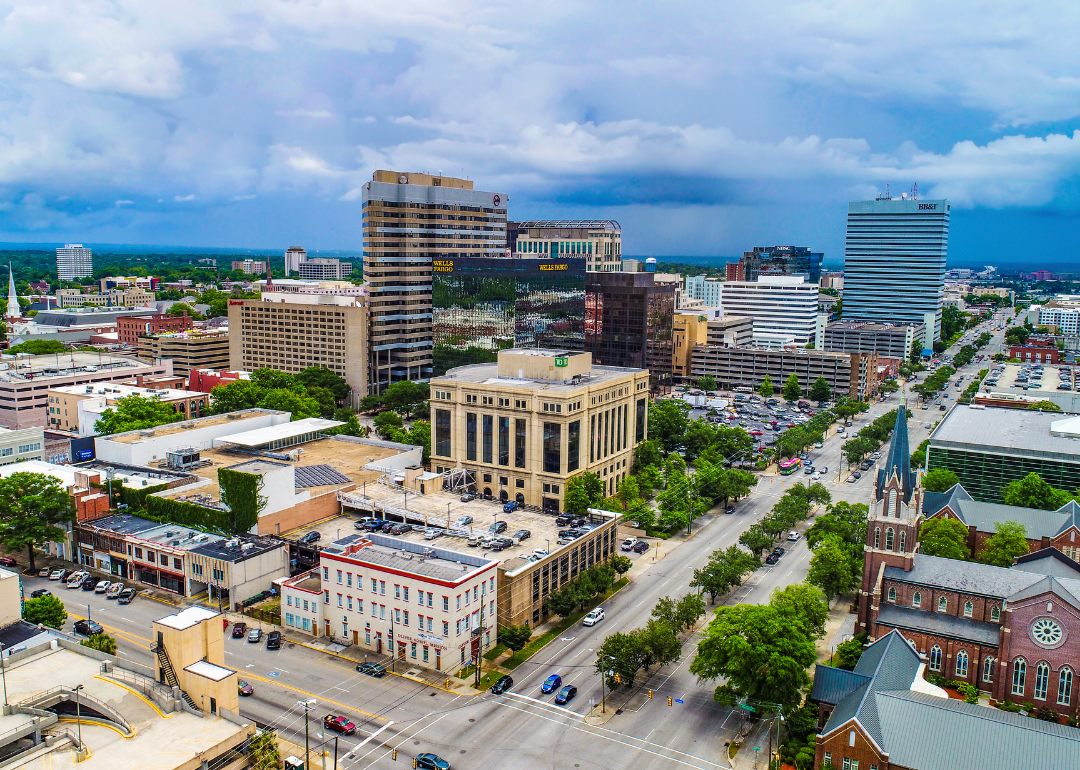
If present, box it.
[117,311,193,345]
[1010,344,1062,363]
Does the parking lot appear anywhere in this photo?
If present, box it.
[684,392,832,462]
[983,362,1078,396]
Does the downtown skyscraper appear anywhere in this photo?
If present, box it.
[842,195,950,340]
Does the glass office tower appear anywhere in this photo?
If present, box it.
[433,258,586,374]
[843,196,950,340]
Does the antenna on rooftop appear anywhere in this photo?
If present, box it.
[886,183,890,200]
[912,182,918,200]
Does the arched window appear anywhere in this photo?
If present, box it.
[888,586,896,602]
[955,650,969,678]
[964,601,973,618]
[983,657,996,683]
[913,591,922,607]
[938,596,947,612]
[886,528,895,550]
[1059,668,1074,706]
[1035,662,1050,700]
[1012,658,1027,696]
[499,490,508,501]
[899,531,906,553]
[888,490,896,514]
[929,645,942,672]
[991,605,1000,621]
[515,493,525,504]
[874,528,880,549]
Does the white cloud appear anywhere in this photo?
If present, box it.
[115,199,134,206]
[231,194,256,201]
[174,194,196,201]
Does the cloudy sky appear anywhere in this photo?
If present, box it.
[0,1,1078,264]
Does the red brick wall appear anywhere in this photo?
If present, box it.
[256,487,354,536]
[1010,345,1060,363]
[814,721,889,770]
[118,313,193,345]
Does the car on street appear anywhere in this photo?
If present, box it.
[555,685,578,705]
[266,631,282,650]
[49,569,67,581]
[455,516,473,528]
[30,588,51,598]
[38,567,50,577]
[323,715,356,735]
[512,529,531,541]
[846,475,856,483]
[631,541,650,554]
[66,571,88,587]
[803,466,814,475]
[356,662,387,678]
[416,754,451,770]
[503,501,520,513]
[299,531,321,544]
[582,608,605,627]
[788,531,801,542]
[725,506,736,514]
[620,537,638,551]
[764,553,779,565]
[80,576,99,591]
[773,547,786,557]
[819,466,828,474]
[0,557,15,568]
[73,619,104,636]
[247,628,262,643]
[541,674,563,694]
[238,680,254,696]
[853,471,862,479]
[232,622,248,638]
[94,580,111,594]
[489,675,513,694]
[460,492,476,502]
[814,442,823,448]
[106,582,125,599]
[118,588,137,604]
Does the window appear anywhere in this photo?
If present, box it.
[380,581,385,595]
[371,578,377,592]
[991,605,1000,621]
[1012,658,1027,695]
[337,570,343,584]
[1058,668,1073,706]
[347,597,353,610]
[395,584,400,599]
[466,413,477,461]
[337,594,343,608]
[543,422,561,473]
[824,754,832,765]
[457,595,461,610]
[442,621,449,636]
[515,418,526,468]
[887,586,896,602]
[435,409,451,457]
[482,415,493,464]
[983,657,995,683]
[443,596,449,611]
[403,587,409,601]
[912,591,922,607]
[938,596,947,612]
[955,650,968,678]
[498,416,510,466]
[899,531,906,553]
[567,420,580,472]
[929,645,942,672]
[1035,662,1050,700]
[873,528,880,548]
[885,528,894,550]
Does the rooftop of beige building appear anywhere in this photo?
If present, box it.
[104,409,282,445]
[436,348,646,392]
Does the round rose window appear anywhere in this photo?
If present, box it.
[1032,618,1063,647]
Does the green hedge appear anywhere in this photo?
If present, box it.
[119,483,169,511]
[145,496,231,534]
[217,468,265,533]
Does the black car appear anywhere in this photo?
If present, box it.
[555,515,573,526]
[554,685,578,705]
[232,622,248,638]
[299,531,321,544]
[489,521,507,535]
[73,619,104,636]
[266,631,282,650]
[765,553,779,565]
[631,541,649,554]
[30,588,51,598]
[117,588,137,604]
[773,547,786,557]
[489,675,513,694]
[389,523,413,535]
[80,576,99,591]
[356,662,387,678]
[489,537,515,551]
[512,530,531,541]
[725,506,736,515]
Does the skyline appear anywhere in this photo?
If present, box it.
[0,3,1079,264]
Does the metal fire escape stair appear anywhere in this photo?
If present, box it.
[151,642,199,711]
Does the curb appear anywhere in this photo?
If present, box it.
[288,638,462,695]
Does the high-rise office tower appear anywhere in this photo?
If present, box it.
[362,171,507,392]
[843,194,950,339]
[56,244,93,281]
[737,246,824,284]
[511,220,622,272]
[285,246,307,275]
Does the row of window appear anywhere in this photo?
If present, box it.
[322,567,495,612]
[517,240,596,255]
[886,586,1001,621]
[1013,659,1074,705]
[822,754,875,770]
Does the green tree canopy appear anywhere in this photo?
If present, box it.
[22,595,67,628]
[497,624,533,659]
[258,389,321,420]
[632,439,663,472]
[0,472,77,571]
[6,339,68,355]
[758,376,775,398]
[648,399,690,454]
[922,468,960,493]
[977,520,1031,567]
[696,375,717,392]
[93,393,184,436]
[769,583,829,639]
[738,524,773,558]
[688,544,758,604]
[382,380,429,417]
[1027,400,1062,413]
[81,633,118,655]
[918,517,971,560]
[373,410,404,438]
[809,377,832,403]
[294,366,351,402]
[783,373,802,401]
[806,534,859,599]
[1002,472,1074,511]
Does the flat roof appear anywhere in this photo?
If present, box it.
[157,606,220,630]
[324,533,497,582]
[83,514,226,551]
[0,351,157,383]
[931,404,1080,463]
[184,660,234,681]
[436,363,645,391]
[188,536,285,562]
[215,417,344,447]
[102,409,283,445]
[50,382,206,400]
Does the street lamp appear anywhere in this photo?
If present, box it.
[74,684,84,752]
[298,698,317,769]
[600,655,617,713]
[0,643,6,711]
[376,616,396,672]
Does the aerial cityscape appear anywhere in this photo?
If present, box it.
[0,5,1076,770]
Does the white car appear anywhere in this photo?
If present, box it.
[66,571,88,588]
[582,608,606,627]
[787,531,801,542]
[49,569,65,581]
[94,580,111,594]
[532,548,550,558]
[620,537,638,551]
[106,582,125,599]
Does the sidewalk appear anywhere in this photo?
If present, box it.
[817,592,858,664]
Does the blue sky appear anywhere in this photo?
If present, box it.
[1,1,1079,267]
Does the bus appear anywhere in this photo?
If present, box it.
[779,458,802,475]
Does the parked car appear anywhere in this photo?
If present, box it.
[80,576,99,591]
[582,608,605,627]
[323,715,356,735]
[773,546,786,557]
[0,557,15,568]
[415,754,451,770]
[455,516,473,528]
[460,492,476,502]
[356,662,387,678]
[725,506,736,515]
[238,680,254,696]
[512,530,531,542]
[94,581,111,594]
[247,628,262,643]
[787,531,801,542]
[30,588,51,598]
[66,571,88,588]
[37,567,50,577]
[820,466,828,474]
[388,523,413,535]
[554,685,578,705]
[299,531,321,544]
[541,674,563,694]
[73,619,104,636]
[49,569,67,581]
[489,521,507,535]
[466,535,482,547]
[631,541,649,554]
[354,517,379,530]
[423,528,443,540]
[490,675,513,694]
[118,588,137,604]
[232,622,248,638]
[846,475,856,483]
[532,548,550,558]
[764,553,780,565]
[853,471,862,479]
[620,537,638,551]
[503,501,520,513]
[266,631,282,650]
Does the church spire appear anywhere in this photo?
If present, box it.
[264,269,274,292]
[5,264,19,319]
[876,401,917,503]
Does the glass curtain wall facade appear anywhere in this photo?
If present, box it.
[432,258,586,375]
[740,246,824,284]
[843,197,950,340]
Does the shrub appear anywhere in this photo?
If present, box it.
[1035,706,1058,722]
[925,672,947,688]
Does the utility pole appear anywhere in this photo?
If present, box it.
[74,684,83,752]
[0,643,6,712]
[299,699,317,769]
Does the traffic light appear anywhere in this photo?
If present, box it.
[648,689,653,699]
[613,673,621,684]
[667,696,673,706]
[392,749,398,761]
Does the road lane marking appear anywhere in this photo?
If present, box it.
[344,721,394,759]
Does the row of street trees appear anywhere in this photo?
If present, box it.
[841,407,907,466]
[804,501,869,599]
[595,594,703,690]
[739,483,831,558]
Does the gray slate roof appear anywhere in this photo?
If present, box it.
[875,604,1001,646]
[1007,575,1080,610]
[926,484,1080,539]
[884,554,1044,599]
[809,666,870,706]
[1013,548,1080,578]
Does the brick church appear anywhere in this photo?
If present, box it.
[809,406,1080,769]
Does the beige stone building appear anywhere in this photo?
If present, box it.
[138,329,231,377]
[511,220,622,272]
[48,382,209,435]
[673,312,710,383]
[428,349,649,511]
[228,291,369,398]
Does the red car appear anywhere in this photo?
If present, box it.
[0,558,16,567]
[749,430,763,436]
[324,715,357,735]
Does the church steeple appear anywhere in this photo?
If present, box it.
[5,264,19,319]
[876,402,917,503]
[264,269,274,292]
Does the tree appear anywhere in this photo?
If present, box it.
[373,410,404,439]
[835,633,869,671]
[258,389,321,420]
[651,596,681,629]
[770,583,829,639]
[676,593,706,630]
[633,440,663,472]
[209,379,265,414]
[638,619,682,672]
[497,624,533,659]
[5,339,68,355]
[1002,472,1074,511]
[739,524,772,558]
[977,521,1031,567]
[805,502,868,551]
[758,376,775,398]
[615,476,640,512]
[696,375,717,392]
[93,393,184,435]
[563,482,591,518]
[0,473,76,572]
[295,366,351,402]
[782,373,802,402]
[22,595,67,629]
[922,468,960,493]
[580,472,605,505]
[690,603,816,711]
[918,517,970,560]
[544,583,582,618]
[910,439,929,468]
[806,535,858,599]
[248,731,283,770]
[382,381,429,418]
[649,399,690,453]
[809,377,832,403]
[610,554,632,577]
[304,385,338,418]
[691,545,759,603]
[596,631,645,690]
[1027,400,1062,413]
[81,633,118,655]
